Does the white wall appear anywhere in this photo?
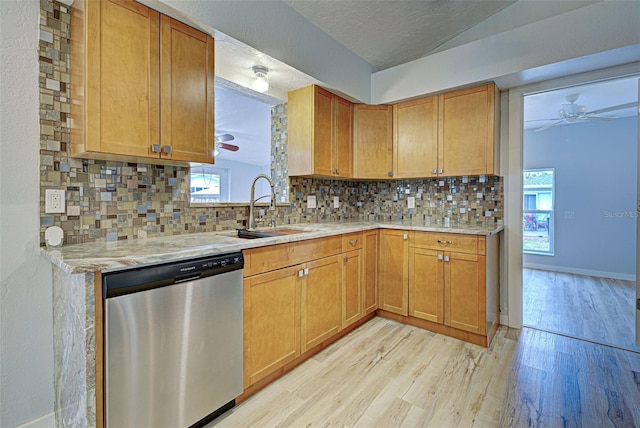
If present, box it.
[0,1,55,426]
[523,117,637,279]
[212,158,270,203]
[371,1,640,104]
[154,0,373,102]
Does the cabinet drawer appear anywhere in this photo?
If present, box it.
[341,232,363,252]
[243,236,341,277]
[411,232,480,255]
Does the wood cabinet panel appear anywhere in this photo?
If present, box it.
[71,0,214,165]
[362,230,379,315]
[378,229,409,315]
[314,87,334,176]
[334,96,353,177]
[160,16,214,163]
[301,255,342,352]
[244,266,301,387]
[439,84,498,176]
[288,85,352,177]
[411,232,479,255]
[444,252,486,335]
[243,236,341,277]
[353,105,393,179]
[341,250,363,329]
[393,96,439,179]
[341,232,363,252]
[408,247,443,324]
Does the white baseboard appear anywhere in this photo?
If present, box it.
[500,314,509,325]
[523,262,636,281]
[17,412,55,428]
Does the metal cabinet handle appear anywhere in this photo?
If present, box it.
[152,144,161,153]
[438,254,443,260]
[444,256,450,262]
[298,269,304,277]
[343,256,348,262]
[388,171,393,177]
[162,145,172,154]
[432,168,437,174]
[403,233,408,240]
[349,239,358,246]
[438,168,443,174]
[304,267,309,276]
[336,168,340,175]
[437,239,452,245]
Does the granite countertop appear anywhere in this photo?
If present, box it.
[41,221,504,274]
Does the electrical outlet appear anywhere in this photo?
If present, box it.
[45,189,65,213]
[333,196,339,209]
[307,195,317,209]
[407,196,415,209]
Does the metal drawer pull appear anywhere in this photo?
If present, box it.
[151,144,161,153]
[162,145,172,154]
[343,256,348,262]
[437,239,452,245]
[437,254,443,260]
[349,239,358,246]
[303,268,309,276]
[444,256,450,262]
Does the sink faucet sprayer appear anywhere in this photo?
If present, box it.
[249,174,276,230]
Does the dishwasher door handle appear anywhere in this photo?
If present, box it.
[175,274,202,284]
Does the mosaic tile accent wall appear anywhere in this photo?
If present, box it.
[38,0,503,247]
[271,103,289,202]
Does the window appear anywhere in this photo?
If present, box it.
[523,169,554,255]
[190,168,230,203]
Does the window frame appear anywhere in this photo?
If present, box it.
[523,168,555,256]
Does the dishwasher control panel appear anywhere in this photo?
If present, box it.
[103,252,244,298]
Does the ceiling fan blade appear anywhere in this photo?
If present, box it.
[534,119,565,133]
[215,133,235,142]
[586,101,638,116]
[216,142,239,152]
[585,116,616,121]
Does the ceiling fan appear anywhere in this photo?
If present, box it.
[530,94,638,132]
[215,133,239,153]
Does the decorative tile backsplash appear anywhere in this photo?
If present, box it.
[38,0,503,247]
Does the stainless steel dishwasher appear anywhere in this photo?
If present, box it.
[103,252,244,428]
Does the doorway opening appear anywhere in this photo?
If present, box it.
[521,75,639,352]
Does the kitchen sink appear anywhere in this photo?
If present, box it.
[234,228,308,239]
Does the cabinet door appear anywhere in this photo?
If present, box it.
[362,230,379,315]
[353,105,393,179]
[244,266,301,387]
[85,0,160,158]
[333,97,353,177]
[341,250,362,329]
[444,252,486,335]
[439,84,496,176]
[378,229,409,315]
[301,255,342,352]
[160,16,214,163]
[313,87,334,176]
[409,248,443,323]
[393,96,438,178]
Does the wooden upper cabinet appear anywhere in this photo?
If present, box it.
[70,0,214,165]
[439,83,499,176]
[160,16,214,163]
[353,105,393,179]
[393,96,439,179]
[288,85,353,177]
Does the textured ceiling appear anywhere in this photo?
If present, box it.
[283,0,516,71]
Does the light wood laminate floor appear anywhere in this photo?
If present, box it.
[209,318,640,427]
[523,268,639,352]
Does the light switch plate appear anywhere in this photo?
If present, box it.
[407,196,415,209]
[45,189,65,213]
[307,195,317,209]
[333,196,339,209]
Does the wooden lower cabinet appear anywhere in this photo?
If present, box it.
[378,229,409,315]
[301,255,342,352]
[341,249,363,329]
[408,247,443,324]
[243,265,301,388]
[362,230,379,315]
[445,252,486,335]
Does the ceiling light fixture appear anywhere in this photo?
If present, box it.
[252,65,269,93]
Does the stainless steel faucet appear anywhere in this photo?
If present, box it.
[249,174,276,230]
